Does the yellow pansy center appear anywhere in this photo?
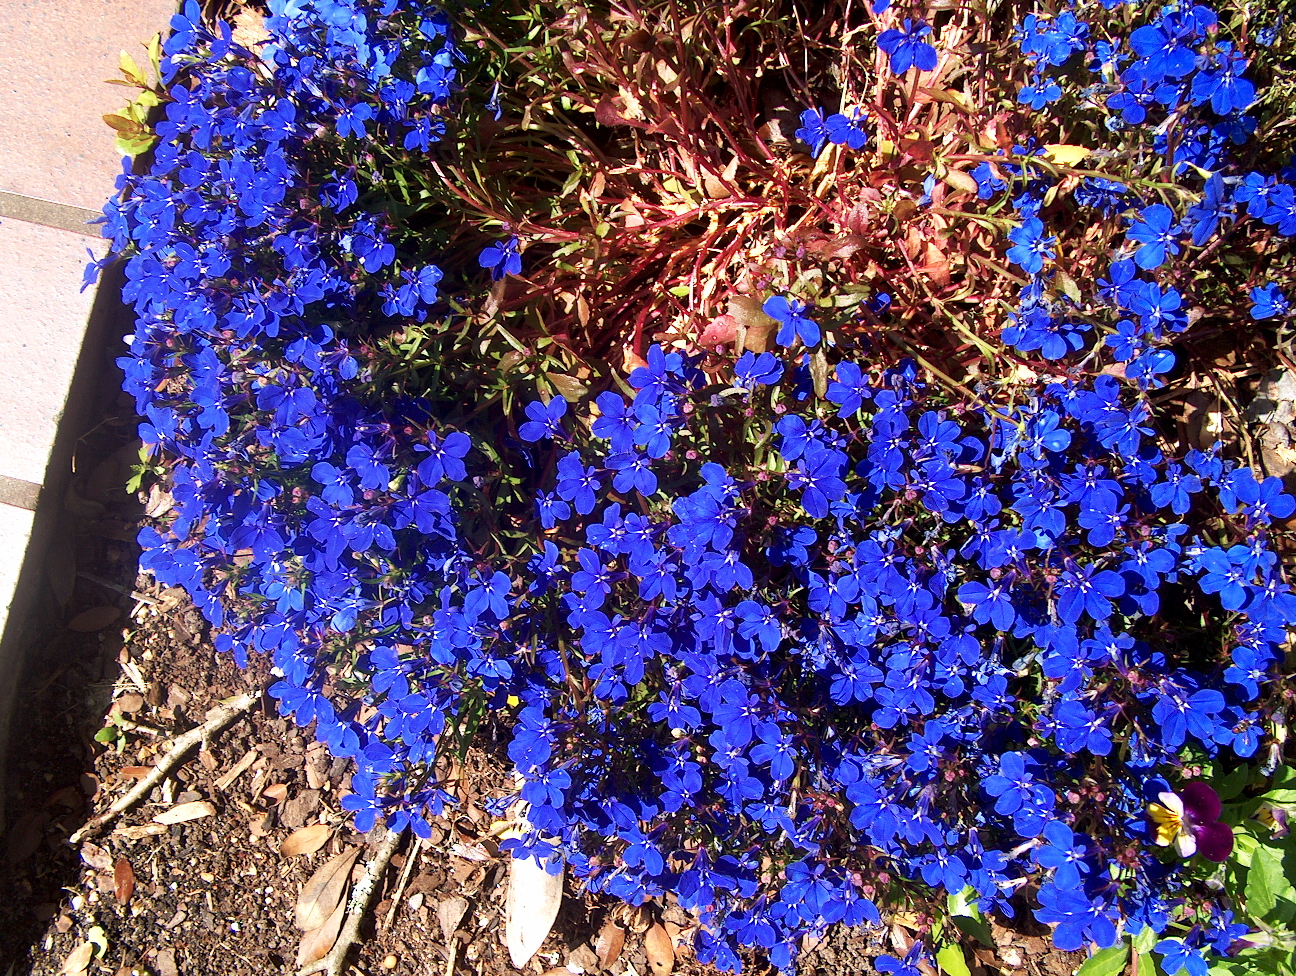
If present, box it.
[1148,791,1197,857]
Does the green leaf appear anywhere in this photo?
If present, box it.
[1218,764,1251,801]
[1246,844,1286,918]
[945,887,994,946]
[935,943,972,976]
[1055,270,1083,304]
[1074,942,1128,976]
[119,50,148,86]
[1132,925,1158,953]
[87,925,109,958]
[147,32,162,74]
[94,725,120,744]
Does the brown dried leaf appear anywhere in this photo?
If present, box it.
[438,896,469,942]
[114,693,145,715]
[941,169,980,195]
[213,748,259,791]
[726,296,775,353]
[114,857,136,905]
[595,920,625,969]
[546,372,588,401]
[296,894,347,968]
[154,948,178,976]
[80,842,113,873]
[644,923,675,976]
[152,800,216,825]
[6,810,46,862]
[263,782,289,805]
[295,847,360,932]
[101,114,144,135]
[921,243,951,288]
[68,606,122,632]
[60,942,94,976]
[281,823,332,858]
[144,485,174,518]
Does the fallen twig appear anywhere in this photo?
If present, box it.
[382,837,423,933]
[69,692,260,844]
[300,825,404,976]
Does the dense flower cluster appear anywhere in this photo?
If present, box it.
[97,0,1295,973]
[1001,2,1292,379]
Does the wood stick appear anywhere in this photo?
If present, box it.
[299,826,404,976]
[69,692,259,844]
[382,837,423,933]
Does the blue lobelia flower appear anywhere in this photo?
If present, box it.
[1126,204,1181,269]
[878,19,938,74]
[1249,282,1291,319]
[824,107,869,150]
[518,395,568,442]
[763,295,820,348]
[733,351,783,390]
[794,108,830,158]
[478,235,522,280]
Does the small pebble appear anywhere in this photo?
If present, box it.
[381,955,398,970]
[199,872,215,883]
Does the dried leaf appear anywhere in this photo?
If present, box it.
[546,372,588,401]
[113,857,136,904]
[68,607,121,632]
[60,942,93,976]
[1055,270,1083,304]
[80,842,113,873]
[144,485,174,518]
[264,783,289,804]
[152,800,216,825]
[727,296,775,352]
[810,350,830,399]
[596,920,626,969]
[698,314,740,346]
[101,113,144,135]
[438,896,469,942]
[6,810,46,862]
[281,823,332,858]
[941,169,980,195]
[296,894,347,968]
[114,693,145,714]
[295,847,360,932]
[504,853,564,968]
[644,923,675,976]
[154,948,178,976]
[1043,143,1091,166]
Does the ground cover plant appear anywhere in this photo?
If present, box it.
[92,0,1296,972]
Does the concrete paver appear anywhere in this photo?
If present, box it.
[0,0,177,212]
[0,505,35,627]
[0,220,108,489]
